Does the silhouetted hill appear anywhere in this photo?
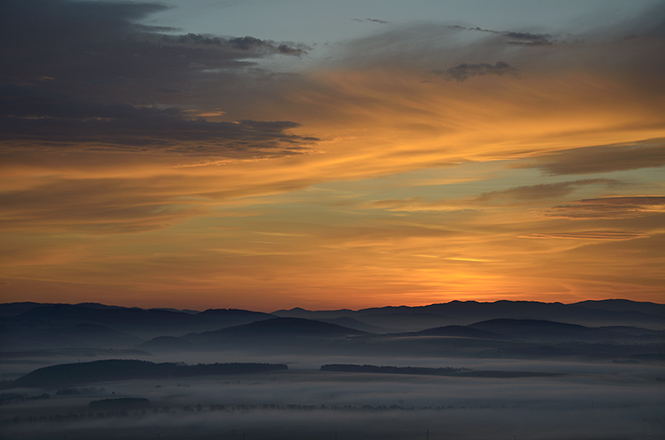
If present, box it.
[140,335,196,351]
[355,312,453,332]
[14,303,195,333]
[400,300,665,329]
[152,307,200,314]
[11,360,288,388]
[1,303,276,346]
[318,317,388,334]
[409,325,499,339]
[0,323,143,350]
[573,299,665,317]
[74,302,126,310]
[0,302,50,318]
[273,307,355,320]
[274,300,665,331]
[468,319,623,341]
[3,300,664,356]
[598,326,665,337]
[191,317,365,340]
[403,320,665,344]
[151,317,370,353]
[195,308,273,327]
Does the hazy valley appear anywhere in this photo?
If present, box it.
[1,299,664,439]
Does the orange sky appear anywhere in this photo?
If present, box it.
[1,1,664,311]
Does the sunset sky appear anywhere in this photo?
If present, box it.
[1,0,664,311]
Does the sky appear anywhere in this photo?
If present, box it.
[1,0,664,311]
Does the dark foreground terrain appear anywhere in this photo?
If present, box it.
[1,299,664,439]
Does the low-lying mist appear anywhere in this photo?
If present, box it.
[3,356,664,440]
[5,404,662,440]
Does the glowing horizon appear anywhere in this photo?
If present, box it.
[1,1,664,312]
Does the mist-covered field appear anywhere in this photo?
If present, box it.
[2,353,664,440]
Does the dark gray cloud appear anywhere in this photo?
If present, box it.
[504,32,554,46]
[226,36,307,55]
[520,140,665,175]
[433,61,517,82]
[341,5,663,92]
[353,18,389,25]
[0,0,306,77]
[0,0,311,156]
[447,26,556,45]
[0,85,313,153]
[366,18,389,24]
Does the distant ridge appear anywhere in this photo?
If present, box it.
[0,303,276,347]
[2,300,664,353]
[190,317,366,340]
[0,302,49,317]
[401,319,640,342]
[273,299,665,331]
[408,325,499,339]
[467,318,623,341]
[318,317,391,334]
[140,335,195,351]
[197,308,272,320]
[139,317,368,352]
[572,299,665,317]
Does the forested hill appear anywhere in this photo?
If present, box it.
[11,360,288,388]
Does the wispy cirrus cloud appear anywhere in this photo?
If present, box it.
[433,61,518,82]
[474,179,620,202]
[519,140,665,175]
[520,231,650,240]
[365,179,620,212]
[543,196,665,219]
[445,25,556,45]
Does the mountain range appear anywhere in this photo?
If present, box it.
[1,300,664,361]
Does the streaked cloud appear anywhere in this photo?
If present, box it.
[365,179,620,212]
[544,196,665,219]
[353,18,389,25]
[433,61,518,82]
[520,140,665,175]
[475,179,621,202]
[504,31,555,46]
[520,231,650,240]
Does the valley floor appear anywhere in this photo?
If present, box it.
[2,355,664,440]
